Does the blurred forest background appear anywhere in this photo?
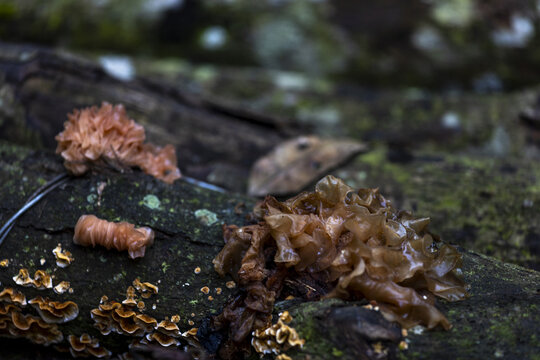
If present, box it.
[2,0,540,90]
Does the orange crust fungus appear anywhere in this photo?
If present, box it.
[28,296,79,324]
[213,175,467,355]
[55,102,181,183]
[73,215,154,259]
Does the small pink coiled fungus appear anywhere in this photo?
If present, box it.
[73,215,154,259]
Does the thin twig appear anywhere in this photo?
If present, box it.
[182,176,225,193]
[0,173,69,246]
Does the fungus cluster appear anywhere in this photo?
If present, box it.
[68,334,112,358]
[92,299,154,337]
[251,311,305,356]
[73,215,154,259]
[213,175,467,355]
[0,308,64,345]
[52,244,74,268]
[28,296,79,324]
[0,287,27,306]
[142,320,181,347]
[91,281,181,348]
[13,269,53,290]
[55,102,181,184]
[132,278,159,298]
[54,281,71,295]
[0,287,63,346]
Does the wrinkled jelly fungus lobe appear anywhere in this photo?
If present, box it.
[213,175,467,349]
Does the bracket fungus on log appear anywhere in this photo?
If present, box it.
[133,278,159,298]
[52,244,74,268]
[0,287,27,306]
[251,311,305,356]
[90,289,189,354]
[53,281,71,295]
[68,333,112,358]
[55,102,181,184]
[28,296,79,324]
[141,319,182,348]
[213,175,468,357]
[143,331,180,347]
[123,286,138,307]
[0,308,63,345]
[73,215,154,259]
[91,298,162,337]
[13,269,53,290]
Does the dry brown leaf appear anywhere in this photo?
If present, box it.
[248,136,367,196]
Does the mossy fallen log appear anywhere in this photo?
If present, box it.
[0,141,539,359]
[0,42,297,193]
[1,43,539,271]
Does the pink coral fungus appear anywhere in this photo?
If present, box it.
[213,175,468,352]
[55,102,181,183]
